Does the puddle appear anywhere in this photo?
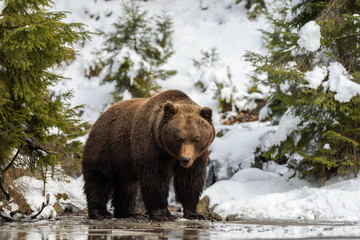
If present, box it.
[0,215,359,239]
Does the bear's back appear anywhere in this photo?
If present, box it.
[82,98,147,172]
[147,90,197,107]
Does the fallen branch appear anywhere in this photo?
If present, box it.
[0,200,14,222]
[0,212,14,222]
[0,194,52,222]
[31,194,50,219]
[0,200,14,209]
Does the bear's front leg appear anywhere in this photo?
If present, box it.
[139,160,177,221]
[174,152,208,220]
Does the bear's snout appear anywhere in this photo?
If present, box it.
[180,156,191,168]
[179,143,195,168]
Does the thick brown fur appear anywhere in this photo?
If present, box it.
[82,90,215,221]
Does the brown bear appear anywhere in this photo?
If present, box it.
[81,90,215,221]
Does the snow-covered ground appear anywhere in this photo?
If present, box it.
[203,167,360,221]
[4,0,360,227]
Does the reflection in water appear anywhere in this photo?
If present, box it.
[0,216,358,239]
[85,220,207,240]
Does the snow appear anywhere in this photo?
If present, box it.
[260,110,301,151]
[209,122,276,179]
[13,175,86,219]
[297,21,321,52]
[213,222,360,239]
[303,62,360,102]
[327,62,360,102]
[6,0,360,228]
[52,0,267,123]
[0,2,5,15]
[107,47,151,87]
[203,168,309,207]
[204,169,360,222]
[304,66,327,89]
[259,103,271,121]
[196,66,232,91]
[285,0,304,23]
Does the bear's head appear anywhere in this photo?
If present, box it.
[157,101,215,168]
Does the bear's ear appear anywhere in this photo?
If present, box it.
[163,101,178,120]
[200,107,212,122]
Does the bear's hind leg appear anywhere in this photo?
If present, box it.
[112,183,138,218]
[83,174,113,220]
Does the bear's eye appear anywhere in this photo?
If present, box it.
[193,136,200,143]
[176,136,184,142]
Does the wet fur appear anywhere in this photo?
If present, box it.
[82,90,215,220]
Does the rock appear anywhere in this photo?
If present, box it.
[197,196,210,213]
[197,196,222,221]
[56,193,69,201]
[203,212,222,221]
[226,214,244,221]
[53,202,64,215]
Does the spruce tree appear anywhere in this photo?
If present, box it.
[193,48,239,114]
[236,0,266,19]
[246,0,360,184]
[98,2,176,101]
[0,0,89,199]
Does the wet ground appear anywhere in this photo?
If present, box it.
[1,215,360,240]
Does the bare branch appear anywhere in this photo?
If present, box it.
[31,194,50,219]
[2,145,22,174]
[0,200,14,209]
[0,200,14,222]
[0,179,10,201]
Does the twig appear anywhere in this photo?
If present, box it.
[0,200,14,222]
[31,194,50,219]
[25,139,56,155]
[335,33,360,42]
[0,200,14,209]
[0,145,23,201]
[0,178,10,201]
[2,145,22,174]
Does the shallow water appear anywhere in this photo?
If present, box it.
[1,215,359,240]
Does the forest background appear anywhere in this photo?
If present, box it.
[0,0,359,221]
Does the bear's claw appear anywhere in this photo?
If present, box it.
[186,214,206,220]
[150,214,177,221]
[149,208,178,221]
[183,212,206,220]
[88,209,113,220]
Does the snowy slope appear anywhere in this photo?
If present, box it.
[203,167,360,221]
[52,0,267,123]
[9,0,360,223]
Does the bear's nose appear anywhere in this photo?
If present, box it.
[180,156,191,165]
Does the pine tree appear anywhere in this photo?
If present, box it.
[245,0,360,185]
[236,0,266,19]
[97,2,176,101]
[193,48,239,114]
[0,0,90,199]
